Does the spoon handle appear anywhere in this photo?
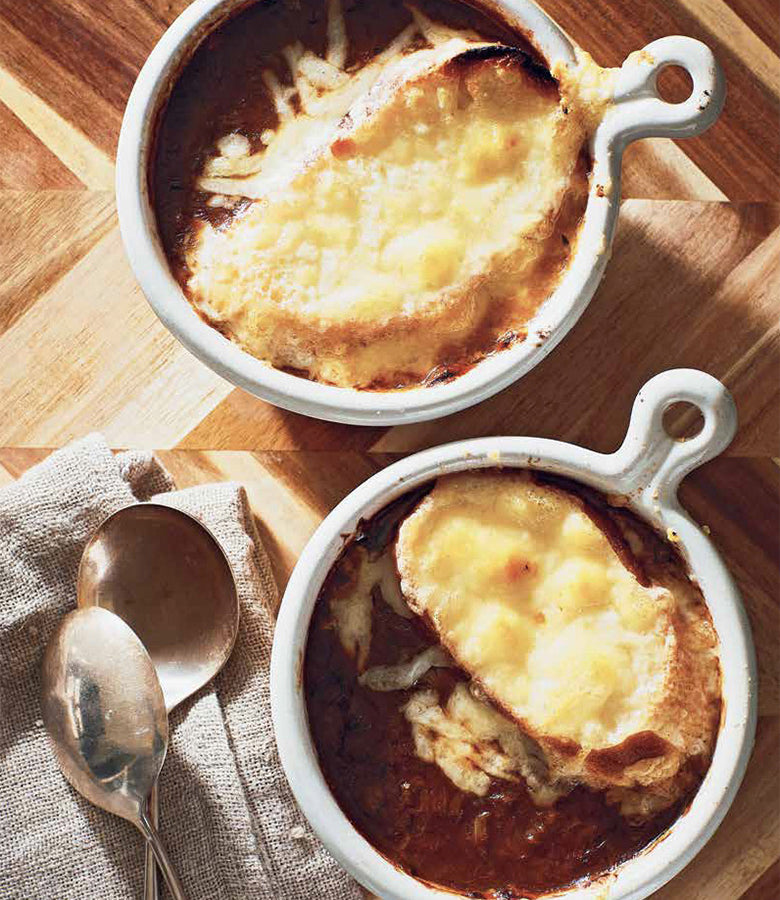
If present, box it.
[138,805,188,900]
[143,783,161,900]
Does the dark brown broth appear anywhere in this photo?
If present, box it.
[304,473,716,898]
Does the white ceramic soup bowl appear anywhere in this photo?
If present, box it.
[271,368,756,900]
[117,0,726,426]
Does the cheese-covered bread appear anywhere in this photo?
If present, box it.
[395,471,721,811]
[186,41,590,387]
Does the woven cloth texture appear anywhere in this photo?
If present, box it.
[0,435,360,900]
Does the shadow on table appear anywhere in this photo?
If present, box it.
[367,200,779,454]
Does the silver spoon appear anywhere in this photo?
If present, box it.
[77,502,240,900]
[41,606,188,900]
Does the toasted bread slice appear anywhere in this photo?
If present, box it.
[186,42,588,387]
[395,471,721,815]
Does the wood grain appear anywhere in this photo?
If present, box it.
[0,0,776,197]
[0,102,80,189]
[0,191,115,331]
[4,194,776,453]
[0,223,232,446]
[0,448,777,899]
[540,0,780,200]
[2,1,779,895]
[0,0,777,451]
[368,202,780,456]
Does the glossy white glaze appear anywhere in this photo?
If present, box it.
[270,370,756,900]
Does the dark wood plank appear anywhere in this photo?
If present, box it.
[0,103,80,188]
[0,0,181,158]
[653,715,780,900]
[726,0,780,55]
[680,457,780,715]
[743,859,780,900]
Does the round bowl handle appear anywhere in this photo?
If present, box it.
[609,369,737,502]
[601,36,725,147]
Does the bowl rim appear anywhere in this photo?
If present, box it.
[270,369,757,900]
[116,0,725,426]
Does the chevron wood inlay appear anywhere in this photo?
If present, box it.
[2,0,779,896]
[1,194,776,453]
[0,0,776,451]
[0,5,775,450]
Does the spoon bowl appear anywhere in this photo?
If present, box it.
[77,502,240,899]
[77,503,239,711]
[42,605,167,820]
[41,606,188,900]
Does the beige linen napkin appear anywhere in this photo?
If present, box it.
[0,435,361,900]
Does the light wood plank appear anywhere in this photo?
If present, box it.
[177,390,385,452]
[0,226,233,446]
[0,103,81,189]
[0,191,115,332]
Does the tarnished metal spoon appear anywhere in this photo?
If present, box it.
[77,503,240,900]
[41,607,188,900]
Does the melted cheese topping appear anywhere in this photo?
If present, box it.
[184,1,604,388]
[395,471,720,801]
[404,682,564,805]
[396,472,672,744]
[188,50,584,387]
[329,546,409,670]
[359,645,451,692]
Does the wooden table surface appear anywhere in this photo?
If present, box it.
[1,0,778,898]
[0,0,778,452]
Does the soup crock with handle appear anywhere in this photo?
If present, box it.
[116,0,726,426]
[270,368,757,900]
